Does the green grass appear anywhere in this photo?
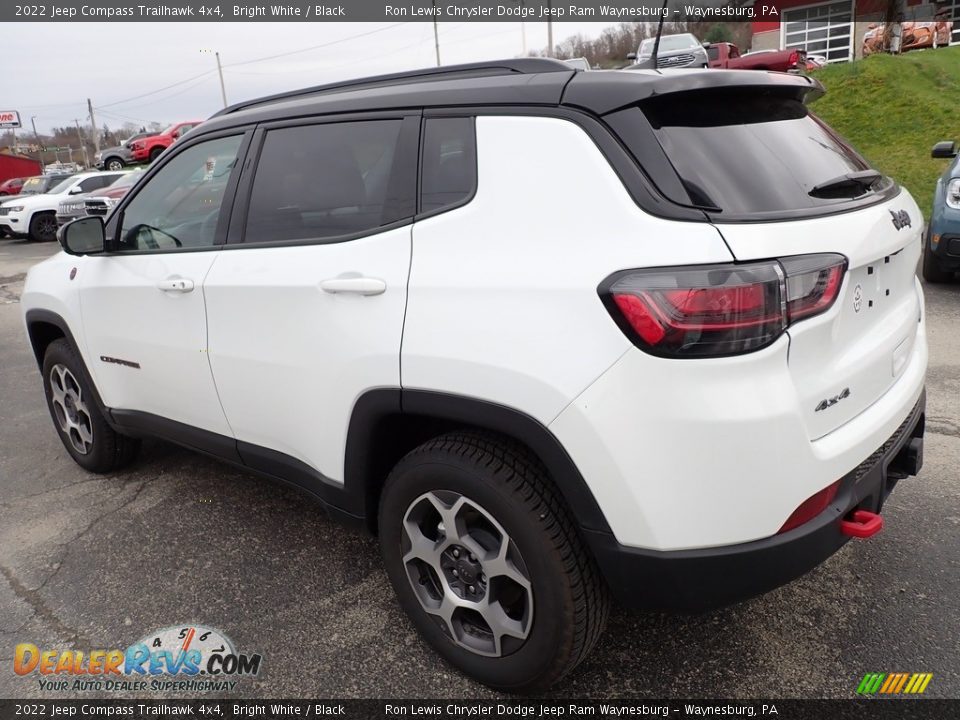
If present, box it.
[809,46,960,220]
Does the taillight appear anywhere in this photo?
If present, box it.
[788,50,799,67]
[601,254,846,358]
[778,480,840,534]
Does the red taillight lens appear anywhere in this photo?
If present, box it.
[605,262,785,358]
[778,480,840,534]
[788,50,799,67]
[602,254,846,358]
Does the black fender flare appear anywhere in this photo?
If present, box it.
[345,388,613,534]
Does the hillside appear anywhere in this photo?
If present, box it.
[809,45,960,220]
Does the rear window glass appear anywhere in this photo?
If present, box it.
[638,89,891,217]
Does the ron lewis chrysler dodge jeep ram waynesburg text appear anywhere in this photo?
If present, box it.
[23,60,927,692]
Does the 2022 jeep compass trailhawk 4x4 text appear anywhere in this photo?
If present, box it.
[23,59,927,692]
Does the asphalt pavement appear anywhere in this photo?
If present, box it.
[0,237,957,699]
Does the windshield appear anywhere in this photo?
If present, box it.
[640,35,698,57]
[108,172,143,189]
[47,178,75,195]
[20,177,47,194]
[159,125,176,136]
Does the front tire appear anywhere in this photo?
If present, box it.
[105,157,125,171]
[379,432,609,692]
[28,212,58,242]
[42,339,140,473]
[922,230,953,283]
[149,146,164,162]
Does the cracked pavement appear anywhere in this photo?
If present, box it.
[0,238,958,699]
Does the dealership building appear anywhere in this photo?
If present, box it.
[751,0,959,63]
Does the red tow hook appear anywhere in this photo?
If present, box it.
[840,510,884,539]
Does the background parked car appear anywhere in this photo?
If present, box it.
[628,33,710,68]
[129,121,202,163]
[57,169,144,226]
[706,43,807,72]
[95,144,136,171]
[0,177,26,196]
[924,139,960,283]
[9,174,75,200]
[863,21,952,56]
[0,171,123,241]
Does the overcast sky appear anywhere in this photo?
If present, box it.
[11,22,621,135]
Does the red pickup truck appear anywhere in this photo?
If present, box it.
[129,121,202,163]
[706,43,806,73]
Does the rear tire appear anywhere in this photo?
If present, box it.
[28,212,58,242]
[922,231,953,283]
[148,146,164,162]
[378,431,609,692]
[41,338,140,473]
[105,157,125,171]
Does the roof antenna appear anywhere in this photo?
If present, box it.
[634,0,670,70]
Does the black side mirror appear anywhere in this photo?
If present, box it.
[931,140,957,159]
[59,216,106,255]
[626,52,637,60]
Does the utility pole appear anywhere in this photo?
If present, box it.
[87,98,101,156]
[215,52,228,107]
[546,1,554,57]
[74,119,90,167]
[31,116,43,170]
[432,1,441,66]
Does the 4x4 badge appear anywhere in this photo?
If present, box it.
[815,387,851,412]
[890,209,911,230]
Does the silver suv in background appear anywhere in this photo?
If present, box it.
[629,32,709,68]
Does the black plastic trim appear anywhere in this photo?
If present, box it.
[107,409,364,525]
[397,389,613,533]
[588,390,925,612]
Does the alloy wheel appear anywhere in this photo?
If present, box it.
[401,490,534,657]
[49,364,94,454]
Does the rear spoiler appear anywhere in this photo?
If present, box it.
[562,70,825,116]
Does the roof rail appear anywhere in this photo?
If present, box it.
[212,58,573,117]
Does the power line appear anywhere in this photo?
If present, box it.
[222,23,406,68]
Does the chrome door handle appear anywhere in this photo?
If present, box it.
[319,277,387,296]
[156,277,195,293]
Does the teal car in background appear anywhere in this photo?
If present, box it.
[926,140,960,283]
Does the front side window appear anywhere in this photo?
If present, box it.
[118,134,242,252]
[244,120,413,244]
[420,117,476,214]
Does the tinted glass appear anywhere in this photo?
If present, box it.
[245,120,412,244]
[421,117,476,214]
[638,90,888,217]
[118,135,242,252]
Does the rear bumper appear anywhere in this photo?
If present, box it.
[587,390,925,612]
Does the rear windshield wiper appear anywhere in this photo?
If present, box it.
[809,170,882,199]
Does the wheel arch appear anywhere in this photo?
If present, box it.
[345,389,614,537]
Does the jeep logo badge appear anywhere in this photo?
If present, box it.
[890,209,911,230]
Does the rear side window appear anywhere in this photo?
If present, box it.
[245,120,414,244]
[627,89,891,219]
[420,117,476,214]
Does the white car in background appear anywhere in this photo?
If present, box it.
[0,171,125,242]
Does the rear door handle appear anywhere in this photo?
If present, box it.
[156,277,195,293]
[319,277,386,296]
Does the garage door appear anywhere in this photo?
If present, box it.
[945,1,960,45]
[783,0,853,63]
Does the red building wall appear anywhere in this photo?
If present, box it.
[0,153,42,184]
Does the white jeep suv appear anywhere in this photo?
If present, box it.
[22,60,927,691]
[1,171,125,241]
